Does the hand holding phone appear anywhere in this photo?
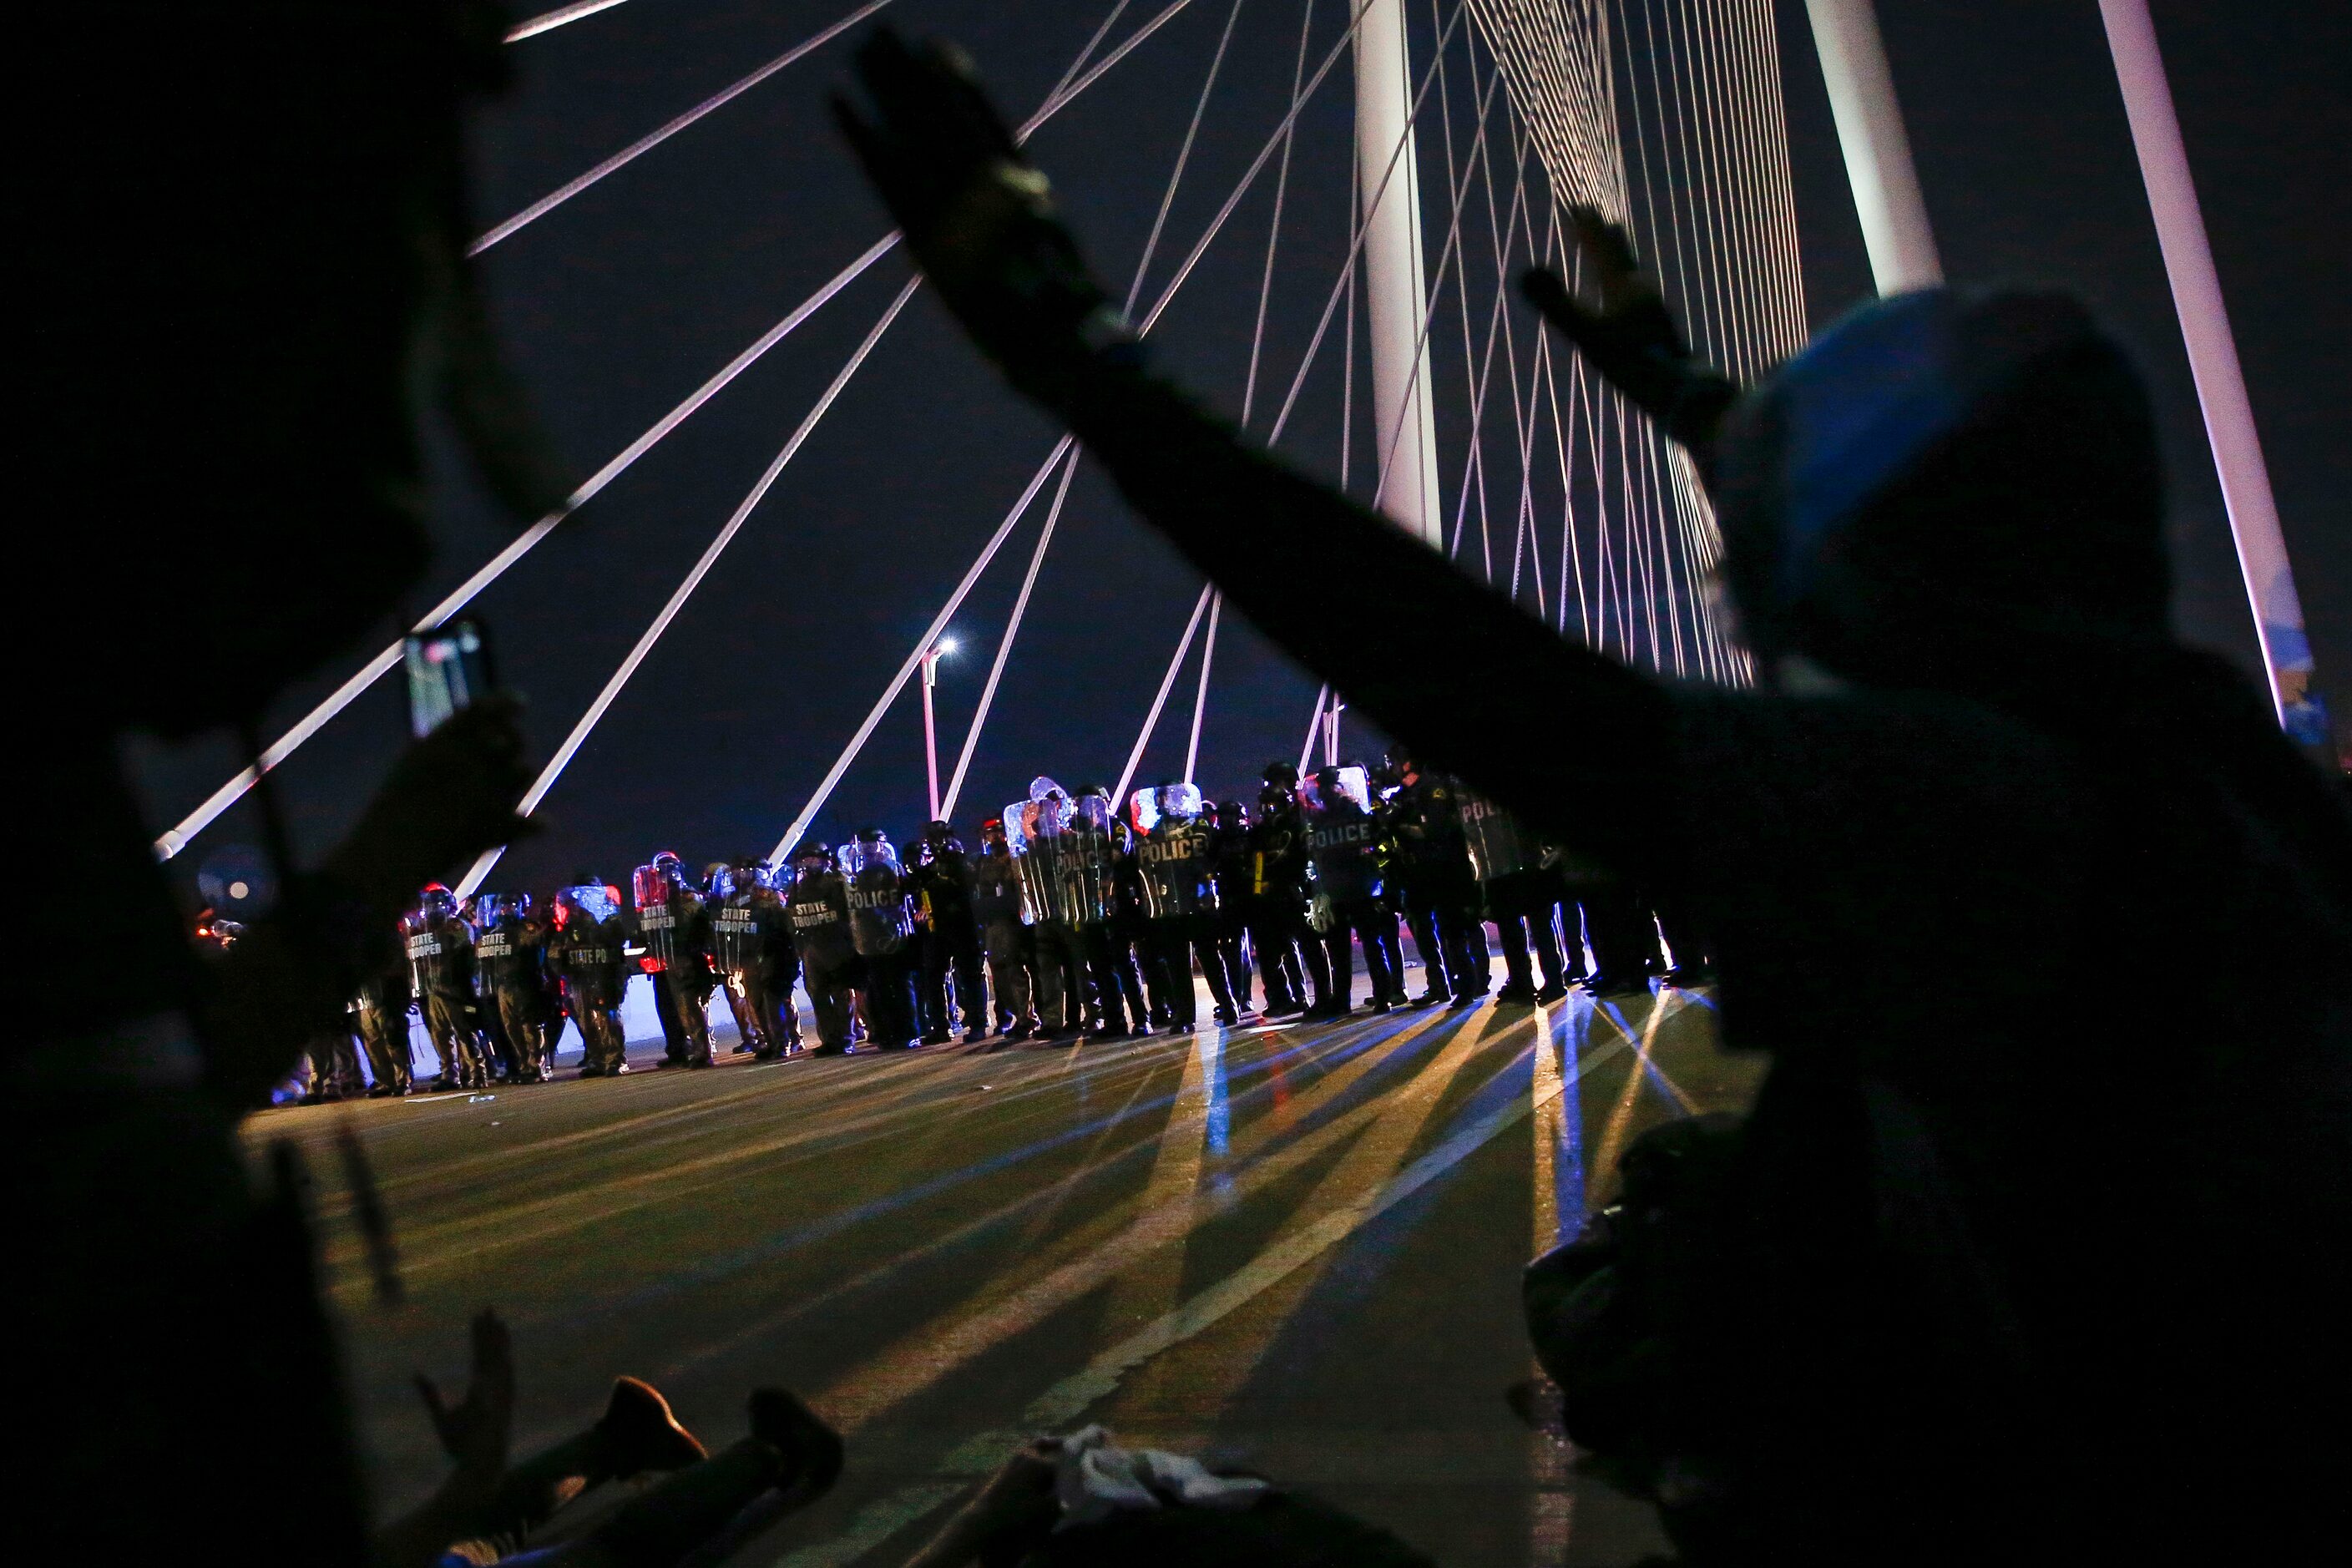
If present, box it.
[404,620,497,738]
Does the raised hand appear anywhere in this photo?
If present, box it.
[835,28,1130,412]
[413,1308,516,1483]
[1520,206,1738,453]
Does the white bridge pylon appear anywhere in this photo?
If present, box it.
[1356,0,1444,547]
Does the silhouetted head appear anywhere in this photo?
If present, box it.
[1712,288,2167,690]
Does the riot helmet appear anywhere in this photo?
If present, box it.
[474,891,528,927]
[556,883,620,926]
[1263,760,1300,791]
[1300,765,1372,815]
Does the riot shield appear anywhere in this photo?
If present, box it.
[1301,768,1380,904]
[1059,795,1117,926]
[709,876,762,976]
[786,855,856,970]
[632,862,681,969]
[402,899,463,994]
[1458,792,1532,883]
[1131,784,1211,919]
[1005,797,1062,924]
[473,891,524,984]
[840,841,913,956]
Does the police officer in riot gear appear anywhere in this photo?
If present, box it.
[1089,787,1152,1036]
[474,891,556,1082]
[786,843,860,1053]
[635,850,716,1067]
[1247,769,1328,1017]
[1301,766,1401,1014]
[709,860,800,1058]
[1460,792,1574,1004]
[1130,781,1244,1029]
[404,883,488,1089]
[844,827,920,1047]
[1210,799,1257,1009]
[554,881,631,1075]
[461,895,523,1081]
[1004,781,1104,1038]
[1381,747,1485,1004]
[972,816,1038,1039]
[913,820,987,1043]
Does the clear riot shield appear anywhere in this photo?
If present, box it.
[1130,784,1210,919]
[632,862,681,969]
[472,891,523,980]
[839,841,913,956]
[1059,795,1117,926]
[1457,792,1532,883]
[402,900,456,994]
[784,854,854,969]
[1300,767,1379,904]
[708,873,759,975]
[1004,796,1063,924]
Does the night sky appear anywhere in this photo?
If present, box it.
[131,0,2349,907]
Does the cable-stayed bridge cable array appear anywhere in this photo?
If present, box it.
[154,0,1810,878]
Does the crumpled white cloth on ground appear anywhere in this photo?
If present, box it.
[1051,1424,1272,1530]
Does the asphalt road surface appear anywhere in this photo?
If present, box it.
[253,984,1758,1566]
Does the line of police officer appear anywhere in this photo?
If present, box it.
[286,754,1706,1098]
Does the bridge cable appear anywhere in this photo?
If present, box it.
[155,0,1172,861]
[506,0,635,45]
[459,274,922,893]
[475,0,899,255]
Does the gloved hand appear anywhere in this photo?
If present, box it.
[1520,206,1739,454]
[834,27,1139,416]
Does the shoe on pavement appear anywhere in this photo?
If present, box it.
[1495,981,1539,1005]
[601,1376,708,1479]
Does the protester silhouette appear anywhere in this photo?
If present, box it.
[24,4,575,1560]
[839,28,2352,1561]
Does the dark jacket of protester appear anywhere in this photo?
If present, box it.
[837,36,2352,1561]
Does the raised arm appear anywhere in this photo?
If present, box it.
[835,29,1700,871]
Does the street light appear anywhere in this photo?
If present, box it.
[921,636,958,822]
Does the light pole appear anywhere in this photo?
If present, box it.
[920,636,957,822]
